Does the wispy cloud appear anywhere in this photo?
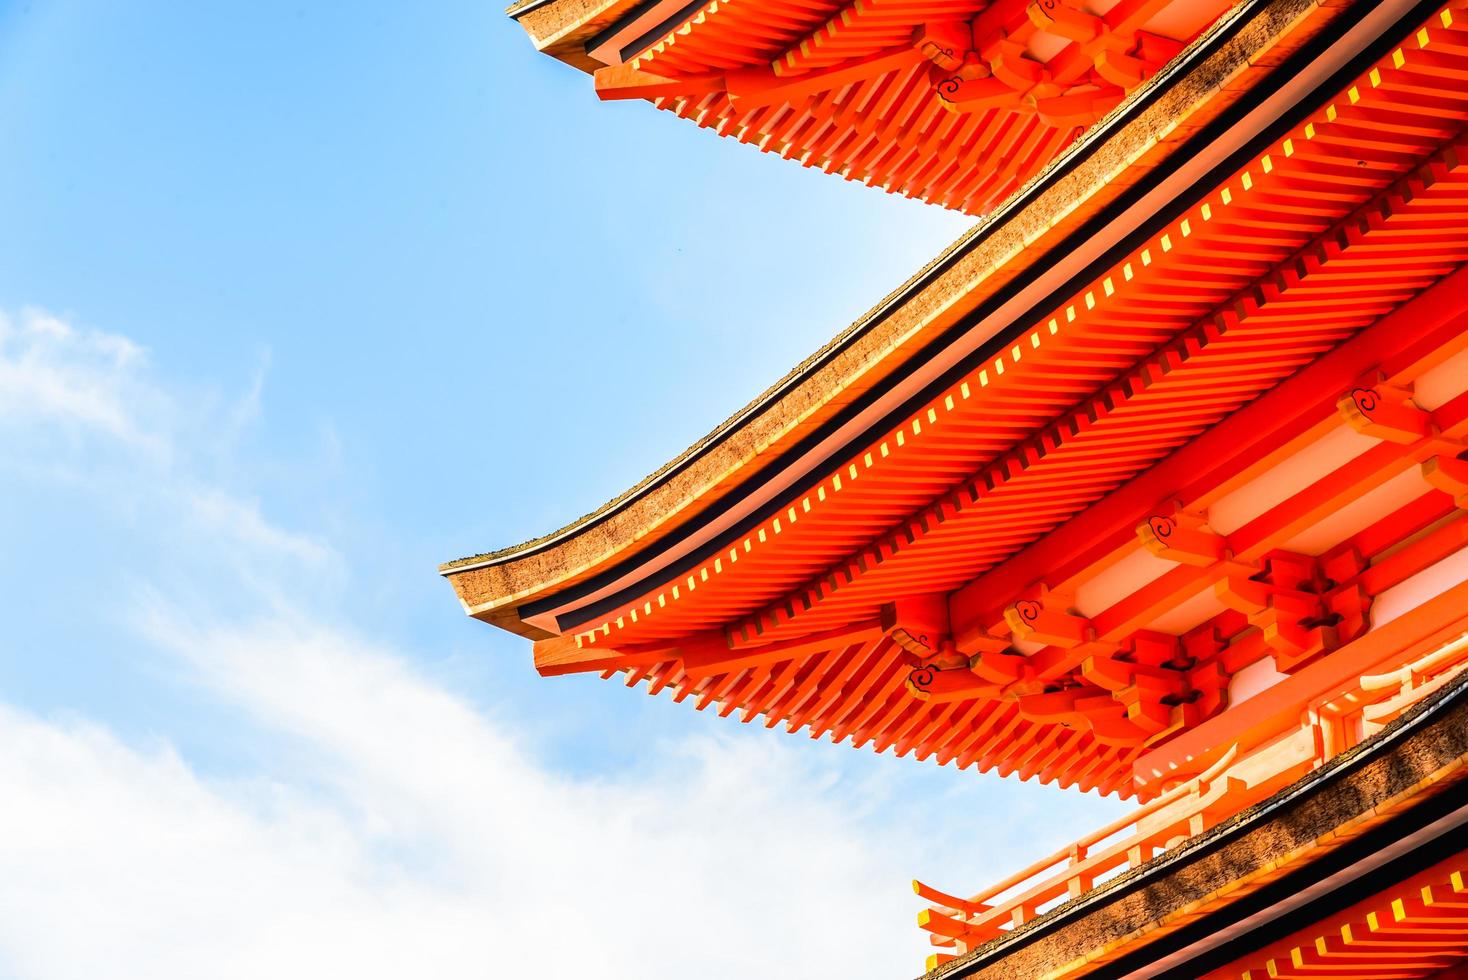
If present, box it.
[0,608,932,979]
[0,310,1122,979]
[0,308,334,569]
[185,487,335,567]
[0,311,923,978]
[0,308,163,454]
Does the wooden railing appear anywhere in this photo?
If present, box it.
[914,629,1468,973]
[914,744,1254,967]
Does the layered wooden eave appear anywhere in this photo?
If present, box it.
[914,672,1468,980]
[512,0,1266,212]
[449,0,1373,635]
[1206,851,1468,980]
[451,0,1468,800]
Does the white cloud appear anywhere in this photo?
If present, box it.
[0,307,162,453]
[0,612,932,980]
[0,307,335,570]
[0,311,1124,979]
[186,487,335,567]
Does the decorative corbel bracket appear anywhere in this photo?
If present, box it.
[1004,589,1094,647]
[1338,382,1431,443]
[883,594,955,662]
[1137,507,1228,566]
[1423,453,1468,507]
[1216,550,1371,672]
[914,21,973,71]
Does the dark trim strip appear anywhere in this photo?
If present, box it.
[582,0,709,64]
[507,0,562,21]
[613,0,705,62]
[1138,790,1468,978]
[536,0,1421,631]
[456,0,1285,578]
[932,672,1468,979]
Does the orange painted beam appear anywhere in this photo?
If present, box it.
[533,635,661,676]
[949,262,1468,652]
[592,64,725,102]
[683,618,885,676]
[725,45,924,110]
[1135,565,1468,790]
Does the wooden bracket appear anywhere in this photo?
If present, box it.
[969,649,1043,695]
[906,663,1003,702]
[1077,629,1231,740]
[1337,383,1431,443]
[882,594,954,661]
[1005,592,1093,647]
[1423,453,1468,507]
[1216,551,1372,672]
[914,21,973,70]
[1137,508,1227,566]
[1027,0,1103,44]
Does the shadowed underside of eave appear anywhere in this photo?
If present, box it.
[447,0,1468,800]
[511,0,1242,213]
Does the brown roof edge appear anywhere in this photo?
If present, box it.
[507,0,645,71]
[445,0,1352,633]
[922,672,1468,980]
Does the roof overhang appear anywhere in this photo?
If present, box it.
[456,0,1468,796]
[922,673,1468,979]
[449,0,1382,633]
[508,0,1268,212]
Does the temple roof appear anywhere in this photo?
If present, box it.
[451,0,1468,797]
[920,672,1468,978]
[446,0,1350,617]
[507,0,1247,212]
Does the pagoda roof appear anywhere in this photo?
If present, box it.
[450,0,1468,797]
[919,672,1468,979]
[447,0,1353,618]
[508,0,1251,212]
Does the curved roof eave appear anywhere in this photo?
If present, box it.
[445,0,1361,634]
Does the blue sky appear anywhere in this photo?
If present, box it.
[0,3,1125,977]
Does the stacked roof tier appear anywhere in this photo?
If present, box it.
[512,0,1244,212]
